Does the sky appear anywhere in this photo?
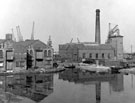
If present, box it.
[0,0,135,52]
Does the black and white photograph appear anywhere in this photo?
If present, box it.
[0,0,134,103]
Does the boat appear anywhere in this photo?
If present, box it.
[77,63,111,73]
[64,64,75,68]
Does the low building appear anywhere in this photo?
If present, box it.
[15,39,53,69]
[59,42,115,63]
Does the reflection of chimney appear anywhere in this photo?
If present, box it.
[96,82,101,103]
[95,9,101,44]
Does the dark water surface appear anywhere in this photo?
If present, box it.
[0,69,135,103]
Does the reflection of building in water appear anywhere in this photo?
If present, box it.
[109,74,124,92]
[0,74,53,102]
[59,69,124,103]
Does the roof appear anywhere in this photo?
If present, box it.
[13,43,27,53]
[13,39,48,53]
[0,39,6,43]
[59,43,84,50]
[59,43,114,50]
[80,44,114,50]
[109,35,123,38]
[16,40,38,47]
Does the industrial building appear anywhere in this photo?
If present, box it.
[0,33,53,72]
[59,9,124,63]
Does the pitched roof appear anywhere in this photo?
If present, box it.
[13,43,27,53]
[0,39,5,43]
[13,39,48,53]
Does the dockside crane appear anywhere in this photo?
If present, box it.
[11,28,16,42]
[108,23,120,37]
[16,26,23,42]
[31,21,35,40]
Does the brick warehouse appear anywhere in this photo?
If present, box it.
[0,34,53,72]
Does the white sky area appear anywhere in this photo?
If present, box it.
[0,0,135,52]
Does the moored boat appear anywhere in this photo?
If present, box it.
[77,63,111,73]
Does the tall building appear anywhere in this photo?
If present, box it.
[106,24,123,60]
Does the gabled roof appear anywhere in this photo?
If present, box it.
[0,39,5,43]
[13,39,49,53]
[13,43,27,53]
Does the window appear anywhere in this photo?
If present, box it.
[16,61,20,67]
[108,54,111,59]
[48,50,51,57]
[0,50,3,58]
[89,53,92,58]
[44,50,47,57]
[30,50,33,56]
[82,53,86,58]
[36,51,43,59]
[20,61,25,67]
[102,53,104,59]
[96,53,98,59]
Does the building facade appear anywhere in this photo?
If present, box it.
[79,44,115,60]
[59,9,124,63]
[59,42,115,63]
[106,35,123,60]
[0,34,53,72]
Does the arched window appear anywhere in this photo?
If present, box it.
[102,53,104,59]
[82,53,86,58]
[48,50,51,57]
[0,50,3,58]
[108,54,111,59]
[44,50,47,57]
[30,50,33,56]
[96,53,98,59]
[89,53,92,58]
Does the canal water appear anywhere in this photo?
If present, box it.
[0,69,135,103]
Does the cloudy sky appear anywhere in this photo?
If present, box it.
[0,0,135,52]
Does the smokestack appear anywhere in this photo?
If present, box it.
[95,9,101,44]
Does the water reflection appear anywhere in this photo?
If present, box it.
[0,73,53,103]
[59,69,124,103]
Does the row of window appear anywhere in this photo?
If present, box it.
[30,50,52,58]
[82,53,111,59]
[44,50,52,57]
[0,50,3,58]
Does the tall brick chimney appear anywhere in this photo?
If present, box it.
[95,9,101,44]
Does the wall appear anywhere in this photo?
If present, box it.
[79,49,114,60]
[107,36,123,60]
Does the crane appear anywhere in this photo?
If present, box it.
[77,38,80,43]
[108,23,120,38]
[11,28,16,41]
[31,21,35,40]
[16,26,23,41]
